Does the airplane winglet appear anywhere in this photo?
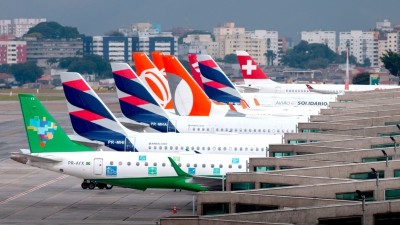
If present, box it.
[168,157,192,177]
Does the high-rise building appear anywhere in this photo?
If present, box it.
[213,23,279,65]
[376,19,393,32]
[339,30,379,67]
[0,18,46,38]
[378,32,399,66]
[301,31,336,52]
[115,23,178,58]
[83,36,139,63]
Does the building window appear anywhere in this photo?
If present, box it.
[385,189,400,200]
[231,182,255,191]
[350,171,384,179]
[336,191,374,201]
[254,166,275,172]
[272,152,293,157]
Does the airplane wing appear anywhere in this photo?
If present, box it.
[167,157,225,191]
[235,85,261,93]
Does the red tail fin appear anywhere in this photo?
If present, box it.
[236,50,269,79]
[188,54,204,90]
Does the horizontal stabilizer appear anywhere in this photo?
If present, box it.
[68,134,104,149]
[117,117,150,131]
[11,152,61,164]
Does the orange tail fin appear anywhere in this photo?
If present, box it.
[162,55,212,116]
[133,52,174,110]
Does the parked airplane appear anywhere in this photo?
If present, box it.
[112,62,303,135]
[11,94,260,191]
[236,50,399,94]
[61,72,281,153]
[192,54,322,116]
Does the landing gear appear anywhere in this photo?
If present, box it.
[81,180,113,190]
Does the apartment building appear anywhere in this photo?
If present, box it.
[213,23,280,65]
[83,35,176,63]
[378,32,399,66]
[180,34,219,59]
[0,40,27,64]
[339,30,379,67]
[0,18,46,38]
[26,38,82,61]
[301,30,336,52]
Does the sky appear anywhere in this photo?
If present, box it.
[2,0,400,41]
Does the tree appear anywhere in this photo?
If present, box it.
[362,58,371,67]
[282,41,342,69]
[24,21,83,39]
[10,63,43,84]
[180,60,191,73]
[105,30,125,37]
[381,50,400,83]
[352,72,370,85]
[46,58,58,68]
[222,54,238,64]
[58,55,111,78]
[264,50,276,66]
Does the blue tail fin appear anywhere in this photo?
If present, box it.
[60,72,136,151]
[111,63,178,133]
[197,54,245,105]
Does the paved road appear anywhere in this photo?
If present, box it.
[0,99,196,225]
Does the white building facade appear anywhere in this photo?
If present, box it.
[0,18,46,38]
[213,23,280,65]
[339,30,379,67]
[301,31,336,52]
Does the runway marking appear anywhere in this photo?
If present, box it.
[0,174,69,205]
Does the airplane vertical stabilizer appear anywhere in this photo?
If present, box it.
[236,50,276,85]
[133,52,174,110]
[163,55,235,117]
[61,72,136,151]
[111,62,177,133]
[197,54,245,105]
[19,94,94,153]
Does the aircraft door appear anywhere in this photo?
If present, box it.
[125,137,135,152]
[93,158,103,175]
[167,120,177,132]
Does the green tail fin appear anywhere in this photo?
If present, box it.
[19,94,94,153]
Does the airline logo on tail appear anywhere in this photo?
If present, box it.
[133,52,173,109]
[236,50,269,80]
[27,116,58,147]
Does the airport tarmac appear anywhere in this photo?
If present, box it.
[0,98,196,225]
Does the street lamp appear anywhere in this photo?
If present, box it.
[390,136,397,159]
[371,168,379,187]
[381,150,389,167]
[356,190,366,225]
